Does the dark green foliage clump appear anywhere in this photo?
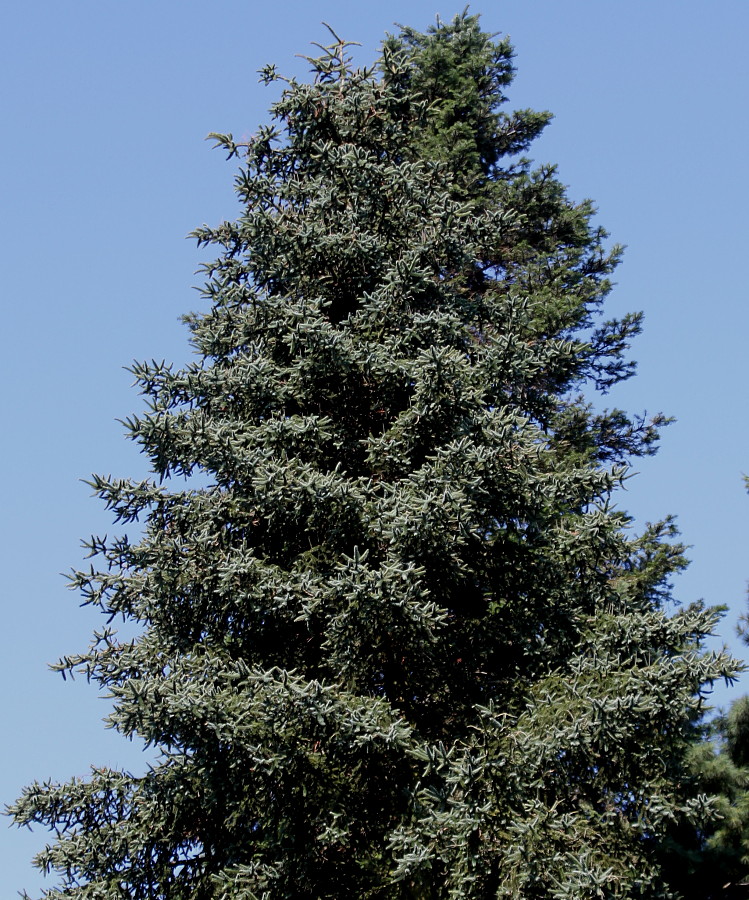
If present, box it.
[10,13,738,899]
[658,698,749,899]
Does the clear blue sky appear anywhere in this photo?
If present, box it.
[2,1,748,894]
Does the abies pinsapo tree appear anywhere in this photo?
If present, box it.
[11,13,738,899]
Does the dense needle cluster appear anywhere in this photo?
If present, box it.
[11,14,738,899]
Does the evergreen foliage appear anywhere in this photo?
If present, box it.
[659,698,749,899]
[660,516,749,900]
[10,13,738,899]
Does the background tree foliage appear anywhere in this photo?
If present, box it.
[10,13,739,899]
[654,696,749,900]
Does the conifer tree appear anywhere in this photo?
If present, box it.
[11,13,738,899]
[659,510,749,900]
[659,697,749,899]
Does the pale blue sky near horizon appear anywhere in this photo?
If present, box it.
[2,1,748,894]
